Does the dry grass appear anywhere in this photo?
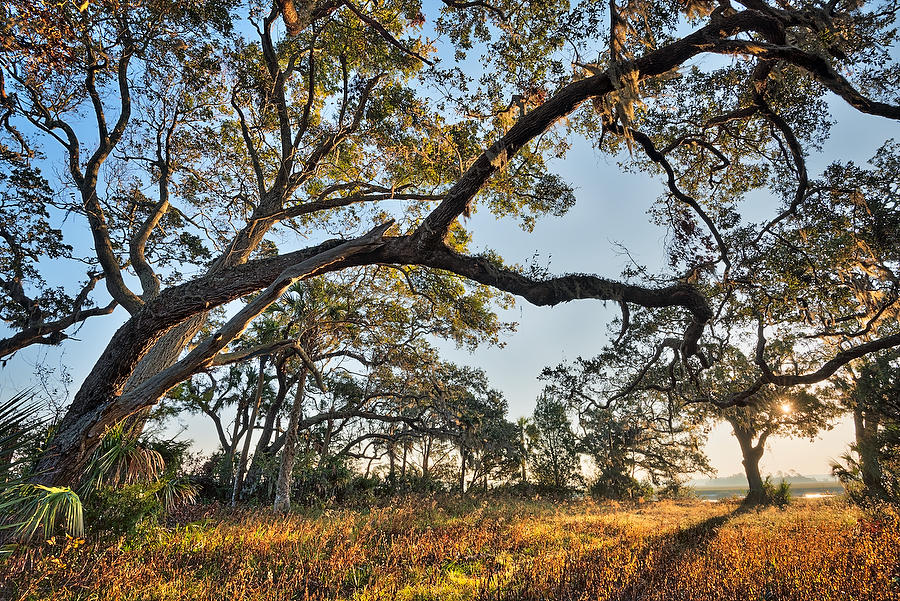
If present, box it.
[2,497,898,600]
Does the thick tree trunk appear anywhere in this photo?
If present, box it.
[734,426,765,504]
[119,220,276,431]
[742,449,765,504]
[274,368,308,513]
[125,315,208,391]
[33,235,350,486]
[119,315,209,434]
[854,408,886,498]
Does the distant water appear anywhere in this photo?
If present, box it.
[693,481,844,500]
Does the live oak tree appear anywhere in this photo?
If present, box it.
[1,0,899,486]
[541,302,841,502]
[721,389,834,504]
[831,349,900,501]
[703,348,840,503]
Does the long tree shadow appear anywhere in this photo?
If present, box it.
[491,503,752,601]
[617,504,753,601]
[662,505,747,548]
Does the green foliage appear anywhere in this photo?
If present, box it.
[0,392,84,548]
[0,151,74,330]
[80,423,165,496]
[387,473,446,495]
[0,484,83,544]
[157,476,199,513]
[77,423,197,534]
[288,454,370,506]
[530,393,580,490]
[656,481,698,501]
[832,450,874,505]
[761,477,792,509]
[540,350,712,489]
[0,390,41,484]
[588,472,654,502]
[831,350,900,504]
[83,483,164,537]
[832,448,900,506]
[713,349,840,443]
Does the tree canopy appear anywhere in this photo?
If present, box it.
[0,0,898,486]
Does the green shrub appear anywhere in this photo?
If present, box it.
[289,454,358,506]
[84,483,163,537]
[378,473,446,496]
[656,481,698,500]
[832,449,900,506]
[589,472,654,501]
[762,477,792,508]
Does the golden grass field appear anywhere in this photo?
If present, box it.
[2,496,899,601]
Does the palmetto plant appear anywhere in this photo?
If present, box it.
[832,447,900,504]
[0,484,83,542]
[0,391,39,483]
[157,476,199,512]
[80,422,198,511]
[80,422,166,496]
[2,396,199,550]
[0,391,84,547]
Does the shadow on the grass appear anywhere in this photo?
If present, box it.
[618,505,754,600]
[490,505,747,601]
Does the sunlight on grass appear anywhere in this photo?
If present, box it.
[2,497,898,600]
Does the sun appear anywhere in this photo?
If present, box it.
[780,402,793,414]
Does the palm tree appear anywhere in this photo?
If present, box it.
[516,416,538,483]
[0,392,83,548]
[80,422,197,514]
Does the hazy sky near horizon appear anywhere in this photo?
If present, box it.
[1,20,898,479]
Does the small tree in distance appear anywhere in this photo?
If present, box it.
[530,393,580,491]
[701,348,840,504]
